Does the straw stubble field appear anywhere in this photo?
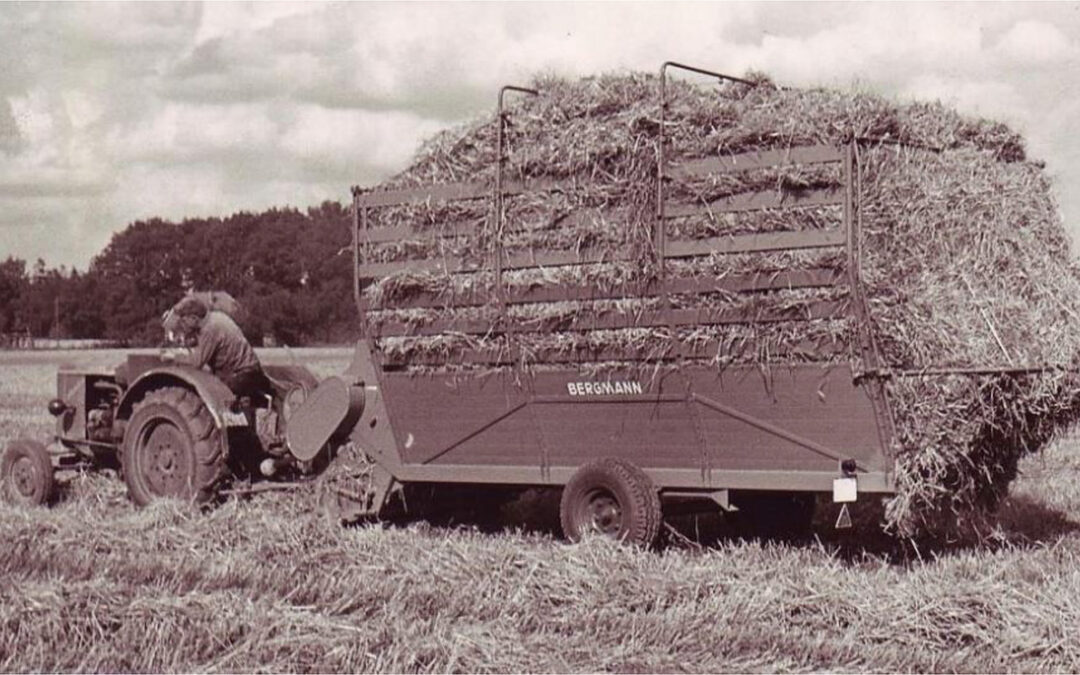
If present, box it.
[2,348,1080,672]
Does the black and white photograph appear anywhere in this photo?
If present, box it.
[2,2,1080,672]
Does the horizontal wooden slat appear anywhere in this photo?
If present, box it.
[358,246,635,279]
[360,221,478,244]
[358,232,844,277]
[369,300,848,338]
[355,177,567,209]
[669,145,843,178]
[357,257,478,278]
[663,269,845,294]
[357,182,489,208]
[378,338,848,367]
[366,269,845,310]
[501,247,632,270]
[665,229,846,258]
[355,146,844,208]
[664,187,844,218]
[358,207,626,246]
[508,177,565,194]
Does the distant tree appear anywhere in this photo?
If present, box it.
[14,259,68,338]
[228,202,357,345]
[0,256,28,333]
[57,199,360,346]
[62,271,105,339]
[303,201,358,342]
[90,218,187,343]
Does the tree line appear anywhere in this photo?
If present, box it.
[0,201,357,347]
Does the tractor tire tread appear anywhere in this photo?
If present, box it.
[123,386,226,506]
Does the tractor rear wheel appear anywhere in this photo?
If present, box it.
[122,387,226,506]
[560,458,661,547]
[1,439,54,506]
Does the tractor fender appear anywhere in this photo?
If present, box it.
[117,366,236,429]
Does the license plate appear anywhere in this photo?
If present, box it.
[221,410,248,427]
[833,477,857,503]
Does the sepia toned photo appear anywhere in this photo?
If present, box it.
[2,2,1080,672]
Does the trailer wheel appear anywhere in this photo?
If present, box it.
[122,387,226,506]
[1,440,54,506]
[560,458,661,547]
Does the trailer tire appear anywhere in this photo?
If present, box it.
[122,387,226,506]
[560,458,661,547]
[1,439,54,506]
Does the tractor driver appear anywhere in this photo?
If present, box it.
[169,296,271,402]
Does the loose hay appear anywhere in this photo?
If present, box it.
[358,71,1080,536]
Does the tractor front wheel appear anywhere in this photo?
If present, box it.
[122,387,226,506]
[560,458,661,547]
[1,439,54,506]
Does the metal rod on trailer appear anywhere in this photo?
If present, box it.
[844,140,897,455]
[863,365,1080,379]
[495,85,539,310]
[351,186,363,333]
[661,61,758,87]
[845,141,882,370]
[350,186,372,338]
[855,136,945,154]
[657,62,757,288]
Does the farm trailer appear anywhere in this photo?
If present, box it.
[331,65,899,546]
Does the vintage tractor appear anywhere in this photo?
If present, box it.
[0,352,366,507]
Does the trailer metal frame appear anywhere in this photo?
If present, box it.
[341,63,899,519]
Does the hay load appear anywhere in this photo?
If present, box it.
[357,71,1080,536]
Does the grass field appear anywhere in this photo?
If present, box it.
[2,349,1080,672]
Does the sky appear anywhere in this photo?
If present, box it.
[1,1,1079,270]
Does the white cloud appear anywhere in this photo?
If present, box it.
[166,3,751,111]
[996,20,1076,64]
[107,161,346,239]
[0,194,115,269]
[4,2,1080,269]
[279,105,446,173]
[192,2,312,45]
[900,75,1027,126]
[7,90,64,155]
[60,89,106,131]
[727,4,986,87]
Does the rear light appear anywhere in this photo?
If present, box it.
[840,458,858,476]
[47,399,68,417]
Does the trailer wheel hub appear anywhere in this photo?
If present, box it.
[585,489,623,535]
[560,457,661,547]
